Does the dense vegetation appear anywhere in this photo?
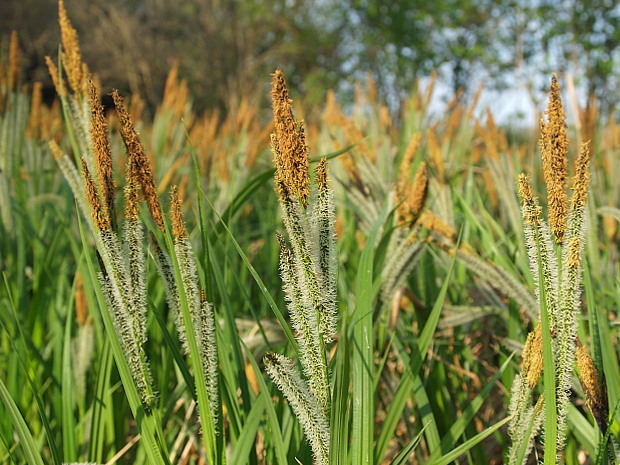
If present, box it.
[0,3,618,464]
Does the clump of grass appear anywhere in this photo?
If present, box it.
[507,74,614,465]
[2,3,619,462]
[380,141,428,306]
[264,69,337,465]
[47,4,222,463]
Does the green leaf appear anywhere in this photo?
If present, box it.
[375,246,457,463]
[78,215,170,465]
[0,376,45,465]
[428,353,515,461]
[389,424,427,465]
[61,304,77,462]
[351,200,388,465]
[426,416,513,465]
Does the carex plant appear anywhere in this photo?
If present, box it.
[507,74,616,465]
[47,2,222,464]
[379,137,428,307]
[263,69,337,465]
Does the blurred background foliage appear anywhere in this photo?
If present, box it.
[1,0,619,118]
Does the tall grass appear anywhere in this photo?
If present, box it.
[0,3,618,464]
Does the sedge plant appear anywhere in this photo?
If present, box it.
[263,69,337,465]
[507,74,616,465]
[46,4,223,463]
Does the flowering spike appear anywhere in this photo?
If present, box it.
[89,80,116,229]
[81,158,110,231]
[58,0,88,94]
[113,90,165,231]
[271,69,310,207]
[170,186,187,241]
[576,342,608,434]
[7,31,20,92]
[264,353,329,465]
[539,73,568,243]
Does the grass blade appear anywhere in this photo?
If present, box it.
[426,415,513,465]
[376,242,458,462]
[389,423,428,465]
[351,201,388,465]
[78,215,170,465]
[0,376,45,465]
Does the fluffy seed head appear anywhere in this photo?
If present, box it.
[566,236,581,270]
[27,82,43,138]
[396,162,428,225]
[401,132,422,172]
[75,272,89,326]
[427,129,445,181]
[49,140,63,160]
[124,160,140,222]
[340,112,374,162]
[418,210,456,242]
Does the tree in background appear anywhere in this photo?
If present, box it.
[345,0,620,116]
[1,0,345,113]
[537,0,620,116]
[1,0,618,117]
[345,0,508,98]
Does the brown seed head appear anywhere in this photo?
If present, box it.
[170,186,186,241]
[341,114,374,162]
[27,82,43,139]
[566,236,581,270]
[275,231,294,270]
[89,80,116,229]
[576,342,608,434]
[124,182,139,222]
[8,31,20,91]
[75,272,89,326]
[271,69,310,207]
[517,173,542,226]
[539,74,569,243]
[113,89,165,231]
[482,167,498,209]
[45,56,63,97]
[81,158,110,231]
[270,133,287,201]
[570,142,591,209]
[427,129,445,182]
[49,140,63,160]
[396,162,427,225]
[418,210,456,242]
[59,0,88,94]
[409,162,428,217]
[401,132,422,171]
[124,159,140,222]
[315,158,329,192]
[521,324,543,388]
